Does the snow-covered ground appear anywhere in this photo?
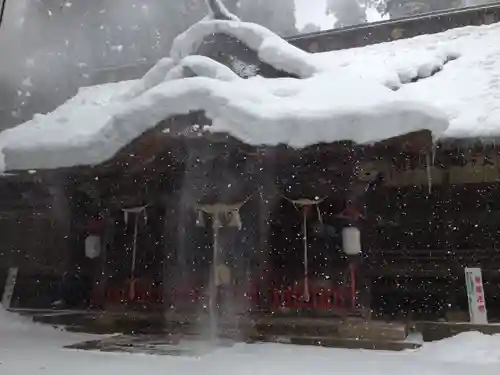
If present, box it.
[1,308,500,375]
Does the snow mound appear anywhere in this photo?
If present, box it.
[413,331,500,364]
[0,308,35,333]
[0,307,67,336]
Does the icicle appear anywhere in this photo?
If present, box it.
[143,208,148,225]
[302,207,310,302]
[124,211,129,225]
[426,152,432,195]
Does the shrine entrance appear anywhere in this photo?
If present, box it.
[102,205,165,310]
[255,195,367,316]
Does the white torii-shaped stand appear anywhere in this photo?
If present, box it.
[283,196,325,302]
[194,196,251,325]
[122,205,148,300]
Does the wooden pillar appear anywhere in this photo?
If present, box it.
[41,172,85,308]
[45,172,73,276]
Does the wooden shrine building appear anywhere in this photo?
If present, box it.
[1,1,500,327]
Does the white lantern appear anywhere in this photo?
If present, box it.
[342,227,361,255]
[85,235,101,259]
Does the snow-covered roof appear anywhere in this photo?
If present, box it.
[3,16,498,172]
[313,22,500,141]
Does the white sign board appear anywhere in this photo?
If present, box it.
[2,267,18,309]
[465,267,488,324]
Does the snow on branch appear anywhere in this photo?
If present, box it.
[120,58,176,100]
[122,55,240,101]
[206,0,240,21]
[170,19,318,78]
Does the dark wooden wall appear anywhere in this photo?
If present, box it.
[364,183,500,319]
[0,174,72,308]
[0,177,72,268]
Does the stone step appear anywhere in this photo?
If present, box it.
[65,334,237,357]
[32,311,100,326]
[35,311,251,337]
[29,310,408,346]
[65,330,419,356]
[254,316,408,342]
[248,334,421,351]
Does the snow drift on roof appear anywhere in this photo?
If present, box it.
[313,22,500,141]
[1,14,475,172]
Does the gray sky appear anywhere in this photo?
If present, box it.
[294,0,385,30]
[294,0,335,29]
